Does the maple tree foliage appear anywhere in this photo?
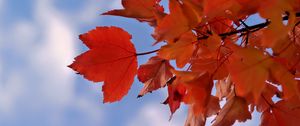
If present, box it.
[69,0,300,125]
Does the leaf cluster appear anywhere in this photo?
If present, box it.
[69,0,300,125]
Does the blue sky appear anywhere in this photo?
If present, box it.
[0,0,260,126]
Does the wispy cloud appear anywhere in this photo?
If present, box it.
[127,103,186,126]
[0,0,105,125]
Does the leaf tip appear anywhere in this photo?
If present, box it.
[67,63,76,72]
[101,11,109,15]
[137,95,143,98]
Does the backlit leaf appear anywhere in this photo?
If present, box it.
[103,0,163,21]
[212,96,251,126]
[137,56,173,97]
[158,32,197,68]
[69,26,137,103]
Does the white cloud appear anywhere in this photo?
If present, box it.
[108,0,123,9]
[0,71,24,116]
[75,0,123,24]
[77,0,102,24]
[127,103,186,126]
[0,0,104,125]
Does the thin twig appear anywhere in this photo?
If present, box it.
[136,49,159,56]
[198,12,300,40]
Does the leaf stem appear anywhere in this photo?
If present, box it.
[136,49,159,56]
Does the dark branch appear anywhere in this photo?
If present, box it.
[136,49,159,56]
[198,12,300,40]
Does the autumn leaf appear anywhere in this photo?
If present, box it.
[153,0,201,42]
[102,0,163,21]
[158,32,197,68]
[256,84,280,112]
[215,75,232,100]
[73,0,300,125]
[227,45,272,102]
[174,71,214,115]
[260,109,279,126]
[204,0,260,20]
[275,35,300,68]
[203,0,241,19]
[206,96,221,117]
[212,96,251,126]
[185,96,220,126]
[69,26,137,103]
[208,18,233,34]
[227,37,299,102]
[259,0,296,49]
[184,107,206,126]
[163,80,186,117]
[273,100,300,125]
[206,33,222,50]
[181,0,203,28]
[137,56,173,97]
[191,57,228,80]
[261,99,300,126]
[269,63,299,100]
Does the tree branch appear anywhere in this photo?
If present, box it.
[198,12,300,40]
[136,49,159,56]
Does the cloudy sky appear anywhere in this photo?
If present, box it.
[0,0,259,126]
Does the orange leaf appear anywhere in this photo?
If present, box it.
[184,106,206,126]
[175,71,214,115]
[163,81,186,117]
[137,56,173,97]
[212,96,251,126]
[270,63,299,100]
[153,0,201,42]
[185,96,220,126]
[228,44,299,101]
[191,58,228,80]
[69,26,137,103]
[158,32,197,68]
[202,33,222,53]
[208,18,233,34]
[204,0,260,20]
[102,0,163,21]
[203,0,241,19]
[227,45,272,102]
[206,96,221,117]
[260,109,279,126]
[259,0,296,49]
[256,84,280,112]
[261,99,300,126]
